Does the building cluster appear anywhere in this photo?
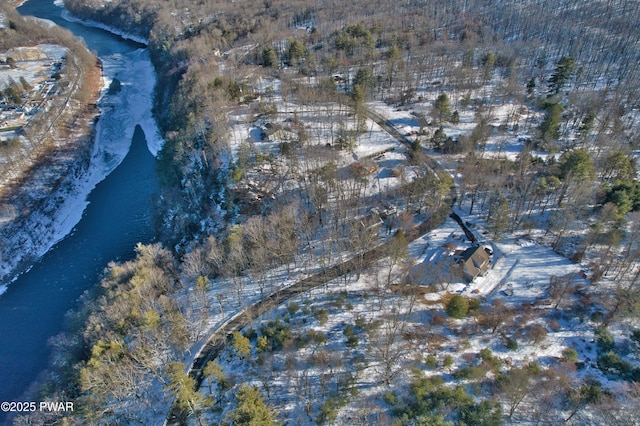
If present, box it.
[0,46,65,142]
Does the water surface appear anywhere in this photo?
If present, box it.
[0,0,160,408]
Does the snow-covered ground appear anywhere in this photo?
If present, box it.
[181,75,636,423]
[0,16,163,293]
[466,237,584,299]
[185,204,604,424]
[0,44,67,88]
[366,92,548,162]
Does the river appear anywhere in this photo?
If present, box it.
[0,0,161,410]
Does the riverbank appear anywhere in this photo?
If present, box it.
[0,45,103,290]
[0,0,163,410]
[6,0,28,7]
[1,0,164,290]
[60,9,150,46]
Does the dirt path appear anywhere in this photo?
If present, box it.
[164,204,450,425]
[165,104,458,425]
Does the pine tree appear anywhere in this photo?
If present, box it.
[354,66,375,92]
[232,331,251,359]
[526,78,536,96]
[487,196,509,238]
[166,362,205,416]
[262,46,277,68]
[446,295,469,319]
[228,384,277,426]
[548,56,575,94]
[433,93,451,124]
[285,38,306,66]
[431,126,448,151]
[539,102,563,140]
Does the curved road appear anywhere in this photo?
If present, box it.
[165,105,457,425]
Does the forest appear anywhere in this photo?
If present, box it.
[8,0,640,425]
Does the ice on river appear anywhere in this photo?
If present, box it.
[0,44,164,288]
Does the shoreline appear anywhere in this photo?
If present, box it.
[0,0,106,288]
[0,0,164,407]
[0,4,164,290]
[61,10,150,46]
[7,0,28,7]
[0,53,104,290]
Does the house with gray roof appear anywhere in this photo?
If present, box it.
[455,246,490,282]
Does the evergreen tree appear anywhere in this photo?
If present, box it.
[487,195,509,238]
[460,400,502,426]
[203,360,225,395]
[262,45,277,68]
[603,151,636,182]
[354,66,375,92]
[445,295,469,319]
[578,112,595,139]
[232,331,251,359]
[336,120,356,151]
[431,126,447,151]
[526,78,536,96]
[352,83,365,106]
[539,102,563,140]
[451,110,460,125]
[548,56,576,94]
[433,93,451,124]
[481,52,495,82]
[196,275,210,297]
[228,384,277,426]
[559,148,595,181]
[166,362,205,416]
[285,38,306,66]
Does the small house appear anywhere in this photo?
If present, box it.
[455,246,490,282]
[351,160,378,178]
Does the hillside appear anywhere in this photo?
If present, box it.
[9,0,640,425]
